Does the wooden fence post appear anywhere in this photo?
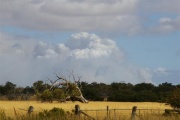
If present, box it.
[131,106,137,120]
[27,106,34,114]
[75,104,80,116]
[107,106,109,120]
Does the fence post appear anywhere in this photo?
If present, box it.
[28,106,34,114]
[75,104,80,116]
[107,106,109,120]
[131,106,137,120]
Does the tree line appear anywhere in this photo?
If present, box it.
[0,80,179,104]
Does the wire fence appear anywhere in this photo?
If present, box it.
[75,105,165,120]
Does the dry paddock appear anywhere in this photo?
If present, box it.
[0,101,172,118]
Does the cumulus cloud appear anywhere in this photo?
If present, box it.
[65,32,120,59]
[0,32,157,86]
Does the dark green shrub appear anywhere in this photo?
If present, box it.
[38,107,66,119]
[167,88,180,108]
[40,90,53,102]
[52,89,65,100]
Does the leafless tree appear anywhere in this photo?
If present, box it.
[49,71,88,103]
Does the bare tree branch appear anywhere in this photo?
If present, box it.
[49,72,88,103]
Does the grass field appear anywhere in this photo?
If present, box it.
[0,101,174,120]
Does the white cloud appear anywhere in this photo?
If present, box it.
[1,31,179,86]
[150,16,180,34]
[138,0,180,34]
[1,0,179,35]
[153,67,168,75]
[66,32,120,59]
[0,0,179,86]
[159,18,172,23]
[55,44,70,56]
[0,0,140,34]
[152,68,180,84]
[0,32,156,86]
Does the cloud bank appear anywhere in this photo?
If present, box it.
[0,0,179,35]
[0,0,179,86]
[0,32,159,86]
[0,0,139,34]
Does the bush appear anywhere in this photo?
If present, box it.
[167,88,180,108]
[38,107,67,119]
[40,90,53,102]
[52,89,65,100]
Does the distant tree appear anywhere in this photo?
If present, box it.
[109,82,135,102]
[157,82,175,93]
[4,81,16,94]
[166,87,180,108]
[134,83,155,92]
[52,88,65,101]
[81,82,102,101]
[156,82,175,102]
[110,82,134,92]
[20,86,35,100]
[134,90,158,102]
[33,80,50,93]
[96,83,111,101]
[23,86,35,94]
[0,85,5,95]
[109,89,136,102]
[41,90,53,102]
[15,87,24,95]
[131,83,161,102]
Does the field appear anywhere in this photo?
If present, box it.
[1,101,178,120]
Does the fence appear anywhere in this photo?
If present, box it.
[74,105,165,120]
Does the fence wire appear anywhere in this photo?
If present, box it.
[79,109,165,120]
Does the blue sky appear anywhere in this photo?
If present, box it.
[117,34,180,69]
[0,0,179,86]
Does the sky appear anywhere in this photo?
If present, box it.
[0,0,180,86]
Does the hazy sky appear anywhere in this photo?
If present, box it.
[0,0,180,86]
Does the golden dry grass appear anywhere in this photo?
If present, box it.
[0,101,172,118]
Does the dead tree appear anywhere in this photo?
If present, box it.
[49,72,88,103]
